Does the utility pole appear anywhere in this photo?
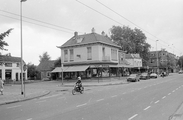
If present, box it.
[156,40,159,74]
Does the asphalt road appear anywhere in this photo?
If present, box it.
[0,74,183,120]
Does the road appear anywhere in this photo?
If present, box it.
[0,74,183,120]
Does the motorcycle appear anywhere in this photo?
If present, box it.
[72,84,84,95]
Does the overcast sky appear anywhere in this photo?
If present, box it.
[0,0,183,65]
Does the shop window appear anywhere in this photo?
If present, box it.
[5,63,12,67]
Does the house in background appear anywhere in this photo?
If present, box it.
[37,60,55,80]
[53,28,131,79]
[0,54,27,82]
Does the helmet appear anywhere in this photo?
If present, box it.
[78,77,81,80]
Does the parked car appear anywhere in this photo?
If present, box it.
[179,70,183,74]
[127,74,140,82]
[150,73,158,78]
[140,73,150,80]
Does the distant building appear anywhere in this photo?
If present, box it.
[37,60,55,80]
[53,28,137,79]
[0,54,27,82]
[148,49,177,73]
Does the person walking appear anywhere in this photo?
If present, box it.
[0,78,4,95]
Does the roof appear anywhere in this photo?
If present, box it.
[125,54,141,59]
[37,60,55,71]
[60,32,121,48]
[0,55,23,63]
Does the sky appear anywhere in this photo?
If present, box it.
[0,0,183,65]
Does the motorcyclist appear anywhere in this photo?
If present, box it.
[75,76,82,91]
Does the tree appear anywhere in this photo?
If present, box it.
[110,25,151,66]
[27,62,39,80]
[0,29,13,51]
[39,52,51,62]
[54,57,61,67]
[178,56,183,69]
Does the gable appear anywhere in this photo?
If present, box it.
[37,60,55,71]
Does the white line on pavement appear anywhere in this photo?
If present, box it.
[96,99,104,102]
[155,100,160,104]
[162,96,166,99]
[144,106,151,110]
[128,114,138,120]
[168,93,171,95]
[172,90,175,93]
[26,118,32,120]
[76,103,87,107]
[39,94,62,99]
[36,100,46,103]
[111,95,117,98]
[7,105,21,109]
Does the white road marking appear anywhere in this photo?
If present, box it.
[7,105,21,109]
[172,90,175,93]
[36,100,46,103]
[155,100,160,104]
[128,114,138,120]
[40,94,62,99]
[76,103,87,107]
[27,118,32,120]
[144,106,151,110]
[111,95,117,98]
[176,88,179,90]
[168,93,171,95]
[162,96,166,99]
[97,99,104,102]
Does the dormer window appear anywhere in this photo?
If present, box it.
[76,37,83,43]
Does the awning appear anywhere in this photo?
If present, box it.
[51,67,69,73]
[65,66,89,72]
[51,66,89,73]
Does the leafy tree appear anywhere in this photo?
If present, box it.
[110,25,151,66]
[39,52,51,62]
[178,56,183,69]
[27,62,39,80]
[0,29,13,51]
[54,57,61,67]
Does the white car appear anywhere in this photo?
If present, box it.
[150,73,158,78]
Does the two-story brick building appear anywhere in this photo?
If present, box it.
[148,49,177,73]
[53,29,131,79]
[0,54,27,82]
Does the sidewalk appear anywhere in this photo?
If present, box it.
[169,102,183,120]
[0,77,128,106]
[0,85,50,106]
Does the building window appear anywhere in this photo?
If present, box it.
[5,63,12,67]
[102,47,105,57]
[87,47,92,60]
[64,50,68,62]
[111,49,117,61]
[46,71,51,77]
[0,62,3,66]
[16,63,20,67]
[70,49,74,61]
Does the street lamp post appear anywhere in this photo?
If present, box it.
[20,0,27,96]
[156,40,159,74]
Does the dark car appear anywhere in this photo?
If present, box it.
[140,73,150,80]
[127,74,140,82]
[150,73,158,78]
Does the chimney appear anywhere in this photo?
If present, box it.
[74,32,78,37]
[91,27,95,33]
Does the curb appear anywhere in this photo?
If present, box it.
[0,90,51,106]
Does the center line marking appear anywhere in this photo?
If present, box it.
[36,100,46,103]
[162,96,166,99]
[97,99,104,102]
[7,105,21,109]
[77,103,87,107]
[128,114,138,120]
[168,93,171,95]
[111,95,117,98]
[155,100,159,104]
[144,106,151,110]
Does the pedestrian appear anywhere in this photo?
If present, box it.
[0,78,4,95]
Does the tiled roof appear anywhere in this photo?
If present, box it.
[61,33,121,48]
[37,60,55,71]
[0,55,22,63]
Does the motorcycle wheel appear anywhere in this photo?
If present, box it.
[72,89,76,95]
